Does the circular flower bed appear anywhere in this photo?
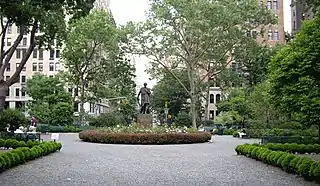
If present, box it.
[79,130,212,144]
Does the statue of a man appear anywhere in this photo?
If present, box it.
[137,83,151,114]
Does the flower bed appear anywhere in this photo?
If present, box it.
[0,141,62,173]
[235,144,320,183]
[79,130,211,144]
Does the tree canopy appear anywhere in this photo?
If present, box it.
[268,15,320,133]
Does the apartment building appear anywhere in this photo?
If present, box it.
[291,1,315,33]
[2,0,112,116]
[205,0,286,120]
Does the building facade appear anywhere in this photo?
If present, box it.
[205,0,286,120]
[291,1,315,33]
[2,0,112,116]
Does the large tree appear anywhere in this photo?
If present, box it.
[0,0,95,112]
[126,0,275,128]
[61,10,119,124]
[27,74,73,125]
[268,15,320,135]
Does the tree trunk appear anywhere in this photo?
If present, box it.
[204,84,210,121]
[79,79,86,125]
[188,65,197,129]
[0,82,9,113]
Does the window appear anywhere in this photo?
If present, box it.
[39,49,43,60]
[273,0,278,10]
[21,90,26,97]
[6,89,9,97]
[246,30,251,37]
[68,88,73,93]
[38,62,43,71]
[22,49,27,58]
[22,38,27,46]
[21,76,26,83]
[56,50,60,58]
[74,102,79,112]
[293,10,296,17]
[16,49,21,59]
[49,62,54,71]
[6,38,11,46]
[209,110,214,120]
[268,30,273,40]
[55,62,60,71]
[6,63,10,71]
[267,0,271,9]
[252,30,257,39]
[216,94,221,103]
[209,94,214,103]
[15,88,20,97]
[7,24,12,34]
[5,76,10,81]
[273,30,279,41]
[32,63,37,71]
[74,88,78,96]
[33,49,37,58]
[49,50,54,60]
[90,103,95,113]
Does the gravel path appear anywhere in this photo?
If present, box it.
[0,134,317,186]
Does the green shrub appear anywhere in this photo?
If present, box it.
[281,154,296,172]
[297,157,314,180]
[232,131,239,137]
[173,112,192,127]
[276,153,288,167]
[89,112,126,128]
[0,109,28,133]
[263,143,320,154]
[289,157,301,173]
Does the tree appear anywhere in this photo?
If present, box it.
[152,70,190,116]
[0,0,95,112]
[126,0,275,128]
[232,39,280,88]
[0,109,28,133]
[268,15,320,135]
[62,10,120,124]
[26,74,73,125]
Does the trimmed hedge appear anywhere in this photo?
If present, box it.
[79,130,212,144]
[246,128,318,138]
[0,139,41,149]
[261,136,320,145]
[0,141,62,173]
[235,144,320,183]
[37,124,96,133]
[262,143,320,154]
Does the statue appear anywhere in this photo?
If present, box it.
[137,83,151,114]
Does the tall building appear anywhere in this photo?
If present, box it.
[205,0,286,120]
[291,1,315,33]
[1,2,112,116]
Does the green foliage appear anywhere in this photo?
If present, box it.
[0,141,61,172]
[27,74,73,125]
[152,70,190,116]
[174,112,192,128]
[268,15,320,133]
[235,144,319,182]
[0,109,28,132]
[36,124,95,133]
[89,112,126,128]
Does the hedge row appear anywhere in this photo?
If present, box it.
[36,124,96,133]
[0,139,41,149]
[246,128,318,138]
[79,130,212,144]
[262,143,320,154]
[235,144,320,183]
[261,136,320,145]
[0,141,62,173]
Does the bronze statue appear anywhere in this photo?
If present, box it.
[137,83,151,114]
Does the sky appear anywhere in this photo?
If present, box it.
[109,0,292,89]
[109,0,157,90]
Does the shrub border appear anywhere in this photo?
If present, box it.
[79,130,212,145]
[235,144,320,183]
[0,141,62,173]
[0,139,41,149]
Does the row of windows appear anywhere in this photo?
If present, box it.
[5,62,60,72]
[6,87,26,97]
[209,94,221,104]
[261,0,278,10]
[246,30,279,41]
[4,25,39,35]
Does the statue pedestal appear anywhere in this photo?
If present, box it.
[136,114,152,128]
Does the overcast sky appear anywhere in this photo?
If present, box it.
[109,0,157,90]
[109,0,292,89]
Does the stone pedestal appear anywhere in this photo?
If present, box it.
[137,114,152,128]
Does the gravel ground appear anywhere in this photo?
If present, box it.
[0,134,317,186]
